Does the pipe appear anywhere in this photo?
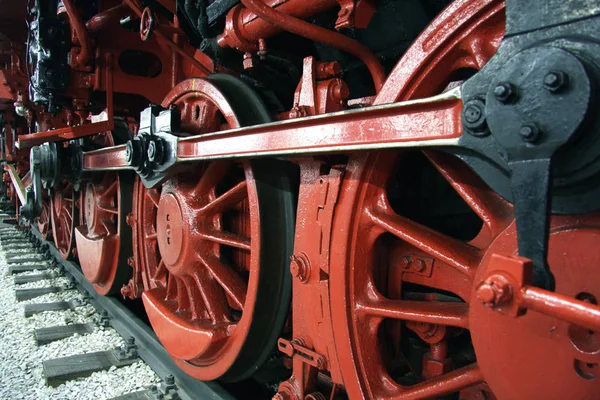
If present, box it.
[122,0,212,75]
[217,0,338,50]
[227,0,386,92]
[62,0,93,67]
[86,4,130,34]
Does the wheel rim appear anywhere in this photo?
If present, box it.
[51,182,76,260]
[75,132,133,295]
[135,77,294,381]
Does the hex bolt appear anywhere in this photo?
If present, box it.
[147,140,157,161]
[462,99,488,135]
[519,124,541,143]
[476,275,513,307]
[149,385,158,393]
[493,82,514,103]
[165,374,175,385]
[289,253,310,283]
[543,71,568,92]
[125,141,136,166]
[127,336,135,345]
[413,259,426,272]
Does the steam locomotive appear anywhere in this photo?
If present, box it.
[1,0,599,398]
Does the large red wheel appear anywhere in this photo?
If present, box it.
[50,182,77,259]
[327,1,592,399]
[134,76,295,381]
[75,132,134,295]
[330,1,600,399]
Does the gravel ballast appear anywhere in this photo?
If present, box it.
[0,232,160,399]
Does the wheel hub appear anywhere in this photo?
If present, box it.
[84,183,96,232]
[156,192,185,268]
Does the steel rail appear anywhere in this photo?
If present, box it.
[28,226,234,400]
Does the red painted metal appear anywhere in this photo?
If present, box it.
[475,253,600,331]
[35,192,52,240]
[217,0,337,51]
[219,0,385,91]
[16,60,115,148]
[81,86,462,171]
[50,182,77,260]
[289,57,349,117]
[470,218,600,399]
[326,1,506,399]
[132,79,262,380]
[75,132,130,295]
[62,0,93,68]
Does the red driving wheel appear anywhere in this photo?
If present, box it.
[50,181,77,259]
[330,1,600,399]
[75,132,133,295]
[134,76,294,381]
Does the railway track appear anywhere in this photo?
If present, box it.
[0,214,233,400]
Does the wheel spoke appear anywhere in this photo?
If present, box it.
[198,253,247,310]
[367,203,481,279]
[145,231,158,241]
[192,268,231,324]
[175,277,190,311]
[197,229,251,251]
[100,180,118,201]
[97,205,118,215]
[424,150,513,239]
[198,181,248,216]
[146,189,161,208]
[165,273,178,301]
[192,160,231,197]
[357,299,469,329]
[181,275,206,320]
[61,205,73,222]
[154,259,167,280]
[389,364,483,400]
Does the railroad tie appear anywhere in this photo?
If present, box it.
[43,348,139,387]
[9,263,52,273]
[14,273,53,284]
[34,323,95,345]
[24,301,77,317]
[15,286,67,301]
[7,256,46,264]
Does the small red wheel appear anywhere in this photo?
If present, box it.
[75,132,133,295]
[50,182,77,259]
[134,76,294,381]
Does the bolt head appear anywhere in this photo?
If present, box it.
[464,105,482,124]
[147,140,157,161]
[519,124,540,142]
[493,82,514,103]
[413,259,426,272]
[462,99,488,135]
[125,142,134,164]
[476,275,513,307]
[165,374,175,385]
[289,259,301,278]
[543,71,567,92]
